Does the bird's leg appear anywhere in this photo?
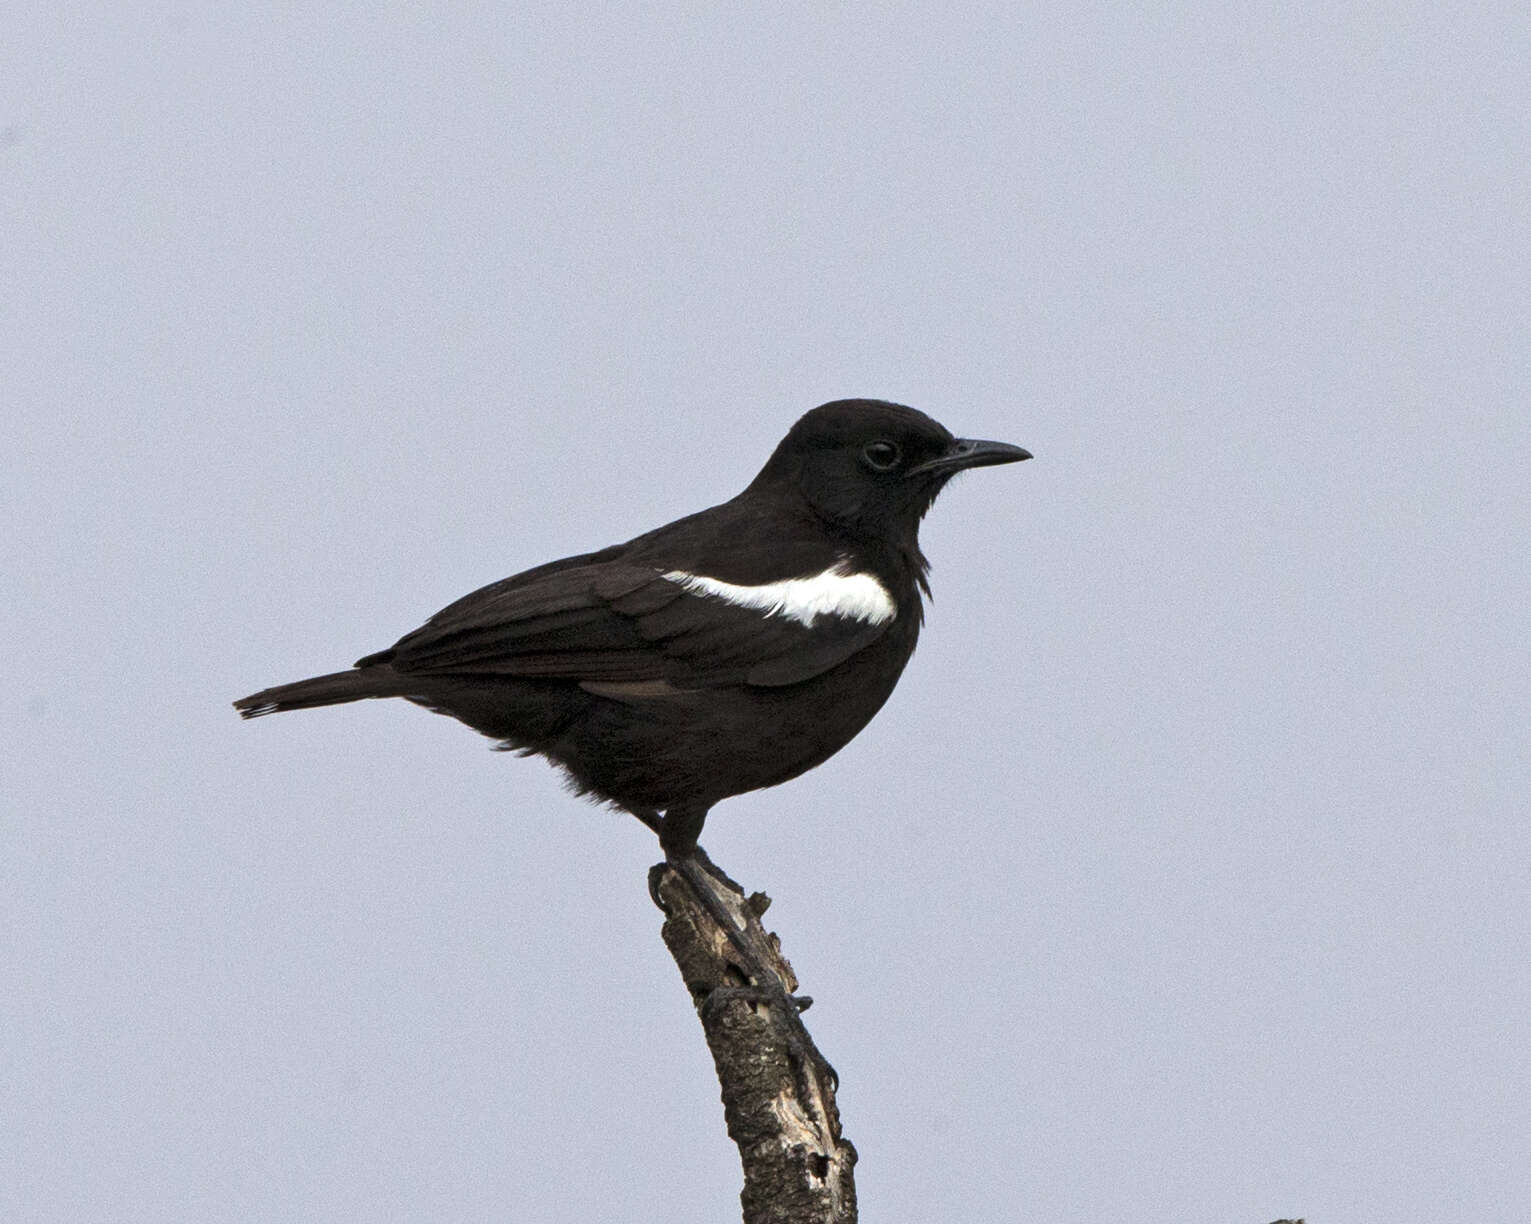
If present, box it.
[667,851,840,1102]
[636,808,733,908]
[637,808,724,908]
[651,803,742,890]
[653,804,770,981]
[629,807,664,836]
[657,802,707,860]
[652,804,837,1096]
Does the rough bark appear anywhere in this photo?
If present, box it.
[650,858,857,1224]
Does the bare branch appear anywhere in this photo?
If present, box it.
[651,859,857,1224]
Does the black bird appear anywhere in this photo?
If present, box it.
[235,399,1029,860]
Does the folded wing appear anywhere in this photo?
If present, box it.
[358,563,889,689]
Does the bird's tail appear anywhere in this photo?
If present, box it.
[233,668,403,719]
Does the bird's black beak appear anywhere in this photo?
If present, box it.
[908,437,1032,477]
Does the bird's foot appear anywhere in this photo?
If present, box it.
[700,983,814,1016]
[667,854,767,973]
[660,853,838,1099]
[700,981,838,1094]
[689,844,745,895]
[648,856,782,992]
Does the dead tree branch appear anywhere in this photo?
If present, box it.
[650,858,857,1224]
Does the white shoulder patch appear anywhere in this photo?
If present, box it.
[663,561,896,628]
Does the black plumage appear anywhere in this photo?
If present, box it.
[235,399,1029,857]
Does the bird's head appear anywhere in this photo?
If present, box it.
[747,399,1030,541]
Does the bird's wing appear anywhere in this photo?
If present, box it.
[362,562,890,689]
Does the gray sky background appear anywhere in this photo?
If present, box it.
[5,6,1528,1222]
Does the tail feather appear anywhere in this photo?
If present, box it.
[233,668,402,719]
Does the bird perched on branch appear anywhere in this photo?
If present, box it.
[235,398,1029,860]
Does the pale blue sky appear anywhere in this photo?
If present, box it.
[5,6,1528,1221]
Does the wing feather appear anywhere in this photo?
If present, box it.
[372,562,886,689]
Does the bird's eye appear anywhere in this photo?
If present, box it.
[861,440,902,472]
